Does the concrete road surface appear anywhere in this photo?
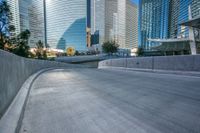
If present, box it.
[20,69,200,133]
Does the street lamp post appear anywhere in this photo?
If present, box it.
[43,0,47,48]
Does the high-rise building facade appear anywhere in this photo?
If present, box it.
[91,0,106,45]
[18,0,30,32]
[28,0,44,47]
[139,0,169,50]
[117,0,126,48]
[8,0,138,51]
[139,0,200,52]
[45,0,88,51]
[191,0,200,53]
[7,0,44,47]
[168,0,193,39]
[6,0,20,36]
[118,0,138,49]
[126,1,138,49]
[192,0,200,18]
[91,0,138,50]
[91,0,119,45]
[8,0,89,50]
[105,0,118,42]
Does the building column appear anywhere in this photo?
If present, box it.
[188,6,197,55]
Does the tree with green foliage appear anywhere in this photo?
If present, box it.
[136,47,144,56]
[102,41,119,54]
[12,30,31,57]
[35,40,47,59]
[0,0,15,49]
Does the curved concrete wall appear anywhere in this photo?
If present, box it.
[0,50,76,118]
[99,55,200,71]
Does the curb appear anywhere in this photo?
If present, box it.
[0,68,57,133]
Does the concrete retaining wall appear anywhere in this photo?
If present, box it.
[99,55,200,71]
[0,50,77,118]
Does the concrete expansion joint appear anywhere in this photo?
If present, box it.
[0,68,61,133]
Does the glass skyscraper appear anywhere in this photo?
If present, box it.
[126,1,138,50]
[191,0,200,53]
[7,0,44,47]
[8,0,90,50]
[91,0,119,45]
[45,0,88,51]
[139,0,200,51]
[91,0,138,50]
[139,0,169,50]
[91,0,106,45]
[6,0,20,37]
[192,0,200,18]
[118,0,138,50]
[168,0,193,39]
[18,0,31,32]
[28,0,44,47]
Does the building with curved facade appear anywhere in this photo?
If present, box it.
[45,0,88,51]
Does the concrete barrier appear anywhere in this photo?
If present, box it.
[153,55,196,71]
[99,55,200,72]
[0,50,80,119]
[127,57,153,69]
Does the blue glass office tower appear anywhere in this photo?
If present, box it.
[139,0,199,51]
[192,0,200,18]
[168,0,193,38]
[45,0,88,51]
[139,0,169,50]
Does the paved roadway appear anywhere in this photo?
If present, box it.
[20,68,200,133]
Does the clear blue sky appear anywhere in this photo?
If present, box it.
[131,0,139,5]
